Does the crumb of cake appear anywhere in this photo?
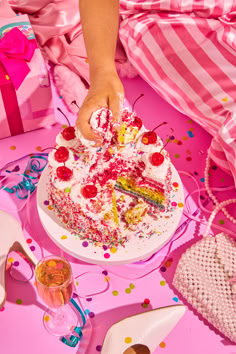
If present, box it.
[124,199,148,225]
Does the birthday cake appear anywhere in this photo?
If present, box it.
[48,108,173,247]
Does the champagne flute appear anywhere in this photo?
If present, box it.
[35,255,78,336]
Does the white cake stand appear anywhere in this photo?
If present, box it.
[37,165,184,265]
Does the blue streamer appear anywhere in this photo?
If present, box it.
[61,298,86,347]
[1,154,48,199]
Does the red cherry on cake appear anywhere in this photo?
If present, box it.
[62,127,75,141]
[54,146,69,163]
[150,152,164,166]
[81,185,98,199]
[142,131,157,145]
[56,166,73,181]
[131,116,142,130]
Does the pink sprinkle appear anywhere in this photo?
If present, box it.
[56,262,63,270]
[171,202,177,207]
[104,253,110,259]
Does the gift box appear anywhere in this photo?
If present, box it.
[0,15,55,139]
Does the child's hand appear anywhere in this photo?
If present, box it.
[76,69,124,144]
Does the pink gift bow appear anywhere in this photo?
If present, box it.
[0,27,36,89]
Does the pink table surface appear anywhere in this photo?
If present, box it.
[0,75,236,354]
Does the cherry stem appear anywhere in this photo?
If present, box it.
[71,100,80,110]
[152,122,167,132]
[132,93,144,112]
[57,107,71,126]
[160,128,174,152]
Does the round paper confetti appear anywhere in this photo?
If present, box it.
[62,124,68,129]
[26,238,32,244]
[76,281,79,286]
[125,288,131,294]
[59,95,63,99]
[96,345,102,352]
[86,298,92,302]
[10,146,16,150]
[35,146,42,151]
[89,312,95,318]
[160,280,166,286]
[171,202,177,207]
[159,342,166,348]
[186,157,192,162]
[110,247,117,254]
[219,219,225,225]
[104,253,110,259]
[165,260,172,268]
[182,136,188,141]
[112,290,119,296]
[44,315,50,322]
[64,187,71,193]
[177,141,183,145]
[187,131,194,138]
[129,283,135,289]
[0,307,5,312]
[160,266,166,272]
[178,203,184,208]
[82,241,88,247]
[61,235,67,240]
[187,119,193,124]
[8,258,14,263]
[13,261,19,267]
[43,200,49,206]
[103,245,108,251]
[30,246,36,251]
[142,303,148,308]
[124,337,132,344]
[172,297,179,303]
[200,177,205,182]
[174,154,180,158]
[102,270,108,276]
[16,299,22,305]
[84,309,90,315]
[172,182,179,188]
[48,205,53,210]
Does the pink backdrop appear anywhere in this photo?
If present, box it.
[0,75,236,353]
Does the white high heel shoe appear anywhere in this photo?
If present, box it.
[101,305,186,354]
[0,210,38,308]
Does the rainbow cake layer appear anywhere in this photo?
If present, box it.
[48,108,172,247]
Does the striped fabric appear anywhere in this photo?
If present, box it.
[119,0,236,183]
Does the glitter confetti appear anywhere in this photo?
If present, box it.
[187,119,193,124]
[62,124,67,129]
[64,187,71,193]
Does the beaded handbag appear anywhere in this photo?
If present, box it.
[173,156,236,343]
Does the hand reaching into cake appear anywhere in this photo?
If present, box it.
[76,69,124,144]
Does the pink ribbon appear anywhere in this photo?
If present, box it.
[0,27,36,89]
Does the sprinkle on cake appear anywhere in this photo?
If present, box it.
[48,107,173,247]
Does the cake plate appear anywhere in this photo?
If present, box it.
[37,165,184,265]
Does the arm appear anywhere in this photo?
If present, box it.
[76,0,124,142]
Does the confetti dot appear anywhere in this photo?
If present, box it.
[102,270,108,276]
[48,205,53,210]
[160,280,166,286]
[182,136,188,141]
[178,203,184,208]
[62,124,67,129]
[160,266,166,272]
[173,139,179,144]
[72,293,78,298]
[30,246,35,251]
[86,298,92,302]
[172,182,179,188]
[124,337,132,344]
[104,253,110,259]
[26,238,32,244]
[61,235,67,240]
[64,187,71,193]
[44,315,50,322]
[16,299,22,305]
[129,283,135,289]
[186,157,192,162]
[103,245,108,251]
[13,261,19,267]
[82,241,88,247]
[84,309,90,315]
[96,345,102,352]
[35,146,42,151]
[159,342,166,348]
[110,247,117,254]
[142,303,148,308]
[125,288,131,294]
[0,307,5,312]
[186,149,191,155]
[172,297,179,303]
[59,95,63,99]
[222,96,228,102]
[8,257,14,263]
[187,131,194,138]
[177,141,183,145]
[189,127,194,132]
[187,119,193,124]
[144,298,150,304]
[219,219,225,225]
[200,177,205,182]
[165,260,172,268]
[171,202,177,207]
[89,312,95,318]
[47,260,56,267]
[112,290,119,296]
[194,171,198,175]
[174,154,180,158]
[10,146,16,150]
[43,200,49,206]
[5,75,10,80]
[76,281,79,286]
[212,165,217,170]
[200,195,205,200]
